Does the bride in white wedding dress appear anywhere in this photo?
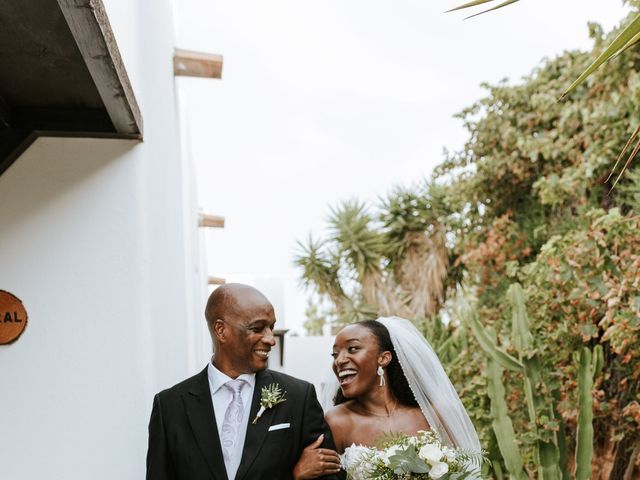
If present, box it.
[293,317,480,479]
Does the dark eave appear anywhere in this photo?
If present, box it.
[0,0,142,176]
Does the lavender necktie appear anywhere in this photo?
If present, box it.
[220,379,248,477]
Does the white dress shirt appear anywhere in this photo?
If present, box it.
[207,362,256,480]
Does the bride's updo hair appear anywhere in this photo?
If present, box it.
[334,319,419,407]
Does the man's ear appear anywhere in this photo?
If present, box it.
[378,351,392,368]
[212,319,227,343]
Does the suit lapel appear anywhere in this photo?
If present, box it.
[235,369,278,480]
[183,367,228,480]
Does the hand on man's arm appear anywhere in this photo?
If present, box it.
[294,384,345,479]
[293,434,341,480]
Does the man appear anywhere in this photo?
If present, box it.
[146,283,342,480]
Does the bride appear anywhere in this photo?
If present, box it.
[293,317,480,479]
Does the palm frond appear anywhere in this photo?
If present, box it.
[610,29,640,61]
[293,235,346,309]
[445,0,508,14]
[606,124,640,192]
[616,165,640,208]
[561,14,640,98]
[328,200,386,278]
[463,0,520,20]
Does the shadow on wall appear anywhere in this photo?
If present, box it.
[0,136,138,235]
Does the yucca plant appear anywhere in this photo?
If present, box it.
[295,185,454,330]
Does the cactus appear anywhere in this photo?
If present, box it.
[462,304,524,372]
[461,285,568,479]
[486,353,528,479]
[575,345,603,480]
[508,284,561,480]
[462,284,605,479]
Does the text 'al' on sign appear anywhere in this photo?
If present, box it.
[0,290,27,344]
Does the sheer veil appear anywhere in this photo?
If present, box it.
[377,316,480,453]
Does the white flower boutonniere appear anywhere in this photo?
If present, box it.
[252,383,287,424]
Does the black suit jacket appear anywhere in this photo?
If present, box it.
[146,367,344,480]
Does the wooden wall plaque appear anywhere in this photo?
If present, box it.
[0,290,28,344]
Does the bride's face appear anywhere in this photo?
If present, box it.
[331,324,385,398]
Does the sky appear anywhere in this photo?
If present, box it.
[173,0,629,334]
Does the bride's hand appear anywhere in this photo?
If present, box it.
[293,434,342,479]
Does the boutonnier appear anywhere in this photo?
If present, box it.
[252,383,287,424]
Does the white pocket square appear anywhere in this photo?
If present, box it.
[268,423,290,431]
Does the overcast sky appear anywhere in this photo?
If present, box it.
[173,0,629,333]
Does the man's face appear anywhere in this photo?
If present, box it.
[219,296,277,376]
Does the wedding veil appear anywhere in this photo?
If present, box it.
[377,316,481,453]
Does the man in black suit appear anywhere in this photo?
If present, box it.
[146,283,342,480]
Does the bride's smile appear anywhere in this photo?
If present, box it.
[337,369,357,386]
[331,324,390,397]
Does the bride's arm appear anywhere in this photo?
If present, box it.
[292,406,352,479]
[292,434,342,480]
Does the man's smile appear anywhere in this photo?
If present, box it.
[254,348,270,359]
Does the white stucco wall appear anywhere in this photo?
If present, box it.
[0,0,205,478]
[282,336,337,408]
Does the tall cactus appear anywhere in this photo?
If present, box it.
[486,353,528,479]
[459,304,527,477]
[575,345,603,480]
[460,285,565,479]
[508,284,562,480]
[462,284,604,478]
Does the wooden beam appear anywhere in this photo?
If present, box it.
[208,276,226,286]
[199,213,225,228]
[13,107,114,133]
[57,0,143,138]
[174,48,223,79]
[0,96,11,129]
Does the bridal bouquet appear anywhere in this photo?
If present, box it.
[342,430,482,480]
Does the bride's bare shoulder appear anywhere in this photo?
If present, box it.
[325,402,358,452]
[326,401,362,429]
[396,405,430,431]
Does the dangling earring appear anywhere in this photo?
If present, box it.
[377,365,385,387]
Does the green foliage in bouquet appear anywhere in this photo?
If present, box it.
[344,431,484,480]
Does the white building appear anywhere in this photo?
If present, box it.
[278,335,338,411]
[0,1,214,478]
[0,3,342,479]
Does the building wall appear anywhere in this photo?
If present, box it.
[282,336,337,411]
[0,0,204,478]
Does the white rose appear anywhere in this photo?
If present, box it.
[381,445,402,465]
[428,461,450,479]
[418,444,443,463]
[443,447,457,462]
[341,444,372,470]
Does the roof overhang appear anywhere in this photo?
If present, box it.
[0,0,142,176]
